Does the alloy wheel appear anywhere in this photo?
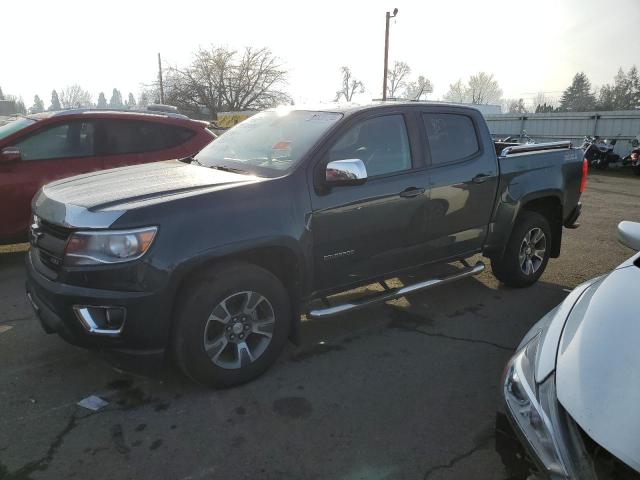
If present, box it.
[518,227,546,276]
[203,291,275,369]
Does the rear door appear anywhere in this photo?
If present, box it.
[420,108,499,260]
[96,120,195,170]
[309,110,430,292]
[0,120,100,238]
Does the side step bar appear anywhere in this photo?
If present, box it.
[307,260,485,319]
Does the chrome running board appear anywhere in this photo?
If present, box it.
[307,260,485,319]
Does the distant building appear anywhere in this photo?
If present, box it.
[0,100,17,116]
[216,111,258,128]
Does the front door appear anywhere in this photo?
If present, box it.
[309,113,430,293]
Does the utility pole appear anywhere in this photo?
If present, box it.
[158,52,165,104]
[382,8,398,101]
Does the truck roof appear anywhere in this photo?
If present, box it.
[286,101,483,116]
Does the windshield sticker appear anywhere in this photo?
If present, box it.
[272,141,292,158]
[272,141,292,150]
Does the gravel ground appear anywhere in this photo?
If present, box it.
[0,170,638,480]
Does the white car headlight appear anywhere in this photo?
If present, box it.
[64,227,158,266]
[503,333,569,477]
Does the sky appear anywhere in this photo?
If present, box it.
[3,0,640,109]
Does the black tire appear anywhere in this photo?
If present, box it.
[173,262,291,387]
[491,211,552,288]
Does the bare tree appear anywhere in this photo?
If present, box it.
[467,72,503,104]
[404,75,433,100]
[503,98,527,113]
[334,66,364,102]
[59,85,92,109]
[386,61,411,98]
[162,46,291,118]
[443,79,468,103]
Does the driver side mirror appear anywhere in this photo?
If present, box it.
[325,159,367,187]
[617,221,640,251]
[0,146,21,164]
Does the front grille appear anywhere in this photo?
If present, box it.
[39,250,64,271]
[32,219,73,275]
[40,220,72,240]
[580,425,640,479]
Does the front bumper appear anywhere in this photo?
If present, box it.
[25,251,171,359]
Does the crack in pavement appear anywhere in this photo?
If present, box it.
[423,434,495,479]
[2,378,160,479]
[2,412,79,480]
[407,328,514,352]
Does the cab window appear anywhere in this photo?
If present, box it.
[422,113,479,165]
[328,115,412,177]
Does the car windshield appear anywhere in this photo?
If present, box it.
[194,109,342,177]
[0,117,36,141]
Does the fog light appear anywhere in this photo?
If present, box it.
[73,306,126,336]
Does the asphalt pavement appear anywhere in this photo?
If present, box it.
[1,170,638,480]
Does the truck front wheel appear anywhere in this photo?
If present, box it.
[491,211,552,288]
[173,262,291,387]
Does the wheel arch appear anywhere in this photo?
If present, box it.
[519,194,563,258]
[169,240,306,346]
[485,190,564,260]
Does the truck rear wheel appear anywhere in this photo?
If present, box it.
[491,211,551,288]
[173,262,291,387]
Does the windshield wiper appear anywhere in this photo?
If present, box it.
[211,165,249,174]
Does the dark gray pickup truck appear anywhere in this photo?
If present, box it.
[25,102,587,386]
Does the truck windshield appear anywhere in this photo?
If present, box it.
[0,117,36,141]
[194,109,342,177]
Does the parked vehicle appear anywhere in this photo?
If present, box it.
[497,130,535,145]
[0,108,215,244]
[25,103,586,386]
[502,221,640,479]
[621,138,640,176]
[581,135,621,170]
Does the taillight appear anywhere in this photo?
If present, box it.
[580,158,588,193]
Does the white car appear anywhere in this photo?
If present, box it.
[503,221,640,479]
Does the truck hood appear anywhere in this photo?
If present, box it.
[556,257,640,472]
[33,160,262,228]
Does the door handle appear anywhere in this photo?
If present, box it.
[472,173,492,184]
[399,187,425,198]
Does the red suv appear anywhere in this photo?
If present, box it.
[0,108,215,244]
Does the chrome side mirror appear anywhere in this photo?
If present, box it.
[325,159,367,186]
[617,221,640,251]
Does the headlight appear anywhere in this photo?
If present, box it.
[503,333,569,477]
[64,227,157,266]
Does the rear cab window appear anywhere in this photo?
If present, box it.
[422,113,479,166]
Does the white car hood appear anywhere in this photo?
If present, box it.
[556,260,640,472]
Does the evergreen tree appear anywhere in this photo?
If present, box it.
[595,66,640,111]
[559,73,596,112]
[0,86,4,100]
[138,91,150,106]
[97,92,107,109]
[49,90,61,111]
[627,66,640,109]
[109,88,123,108]
[126,92,136,107]
[15,97,27,115]
[30,95,45,113]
